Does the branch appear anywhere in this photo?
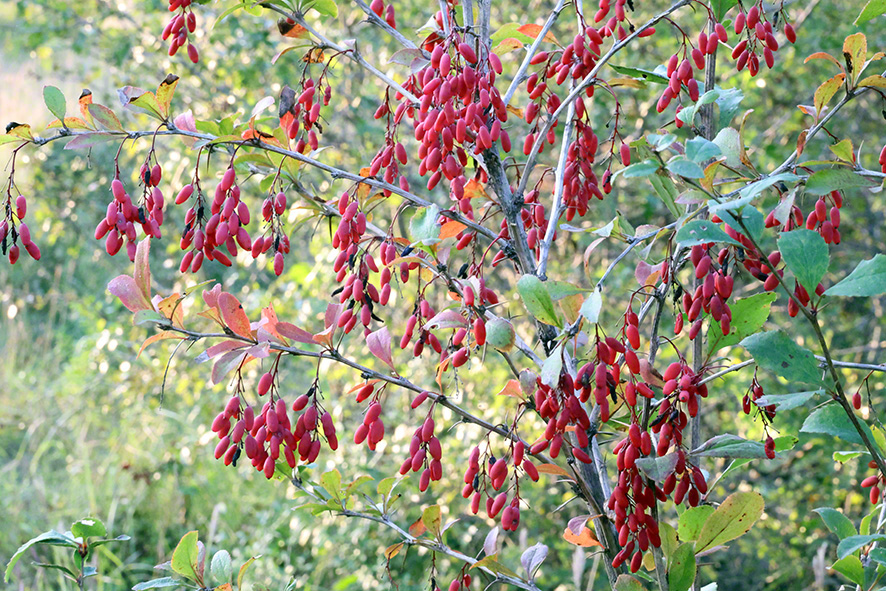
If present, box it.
[501,0,569,107]
[535,84,577,279]
[292,481,543,590]
[29,125,504,247]
[283,10,422,105]
[514,0,692,200]
[351,0,424,51]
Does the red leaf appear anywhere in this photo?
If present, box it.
[134,239,151,304]
[108,275,152,313]
[205,340,247,360]
[217,292,253,339]
[277,321,316,344]
[366,327,396,372]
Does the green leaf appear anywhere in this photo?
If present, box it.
[870,548,886,566]
[544,280,588,301]
[421,505,442,537]
[690,434,770,460]
[668,543,697,591]
[43,86,66,121]
[678,506,715,542]
[695,491,764,553]
[34,563,77,578]
[237,556,259,589]
[707,292,777,353]
[754,390,822,411]
[5,531,77,582]
[837,535,886,559]
[814,507,858,540]
[129,92,164,120]
[517,275,562,328]
[685,137,721,163]
[713,127,742,167]
[540,345,563,388]
[711,202,765,243]
[667,157,705,179]
[306,0,338,17]
[409,204,441,246]
[826,254,886,297]
[778,229,829,294]
[804,168,877,196]
[579,287,603,324]
[89,534,131,549]
[470,554,520,579]
[609,64,669,83]
[489,23,534,46]
[739,173,803,200]
[832,555,865,586]
[132,577,181,590]
[856,0,886,24]
[210,550,232,584]
[649,133,677,151]
[636,453,679,484]
[71,518,107,540]
[649,172,681,218]
[834,450,867,463]
[170,531,200,582]
[801,403,879,448]
[613,575,646,591]
[829,139,855,162]
[621,159,659,178]
[133,310,170,327]
[741,330,822,385]
[320,469,343,499]
[675,219,742,248]
[377,476,400,497]
[716,87,745,128]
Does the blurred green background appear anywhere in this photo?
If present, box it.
[1,1,885,590]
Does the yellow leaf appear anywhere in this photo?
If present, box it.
[215,584,233,591]
[813,73,845,120]
[843,32,867,84]
[506,104,525,120]
[858,75,886,89]
[563,526,602,547]
[384,542,404,560]
[608,77,643,89]
[804,52,844,73]
[157,293,185,328]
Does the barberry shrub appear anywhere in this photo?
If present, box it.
[4,0,886,589]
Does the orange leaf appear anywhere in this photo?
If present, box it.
[563,526,602,548]
[277,20,309,38]
[78,89,94,125]
[536,463,573,478]
[439,220,467,240]
[137,331,185,358]
[517,24,558,44]
[217,292,253,339]
[496,379,523,398]
[408,517,427,537]
[463,179,491,200]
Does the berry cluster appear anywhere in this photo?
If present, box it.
[96,162,165,261]
[1,192,40,263]
[730,3,796,75]
[678,243,735,338]
[162,0,199,63]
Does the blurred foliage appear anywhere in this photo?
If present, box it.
[1,1,885,590]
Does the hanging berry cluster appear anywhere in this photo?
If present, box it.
[162,0,199,63]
